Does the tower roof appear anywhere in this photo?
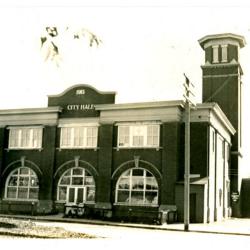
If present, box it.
[199,33,246,49]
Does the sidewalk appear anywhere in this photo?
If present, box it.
[1,213,250,236]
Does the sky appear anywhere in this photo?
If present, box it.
[0,0,250,172]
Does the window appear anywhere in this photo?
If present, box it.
[221,45,228,62]
[118,123,160,148]
[115,168,158,206]
[57,167,95,204]
[8,127,43,149]
[60,126,98,148]
[5,167,39,200]
[212,45,219,63]
[147,125,159,146]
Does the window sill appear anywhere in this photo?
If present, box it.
[55,201,96,205]
[113,203,159,207]
[5,148,43,152]
[56,147,99,151]
[2,198,38,203]
[113,147,162,151]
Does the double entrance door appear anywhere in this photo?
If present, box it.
[67,186,86,204]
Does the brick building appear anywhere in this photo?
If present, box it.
[0,33,247,223]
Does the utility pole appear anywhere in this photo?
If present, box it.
[183,74,196,231]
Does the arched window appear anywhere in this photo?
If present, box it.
[57,167,95,204]
[5,167,39,200]
[115,168,158,206]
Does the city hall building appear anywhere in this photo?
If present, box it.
[0,33,247,223]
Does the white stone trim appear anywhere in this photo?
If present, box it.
[199,33,246,49]
[0,114,60,126]
[58,118,100,128]
[202,73,239,78]
[95,100,184,111]
[191,103,235,138]
[6,125,44,129]
[115,121,162,126]
[204,39,240,49]
[0,107,62,115]
[99,107,183,123]
[0,107,61,127]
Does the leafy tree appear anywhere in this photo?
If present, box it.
[40,27,101,65]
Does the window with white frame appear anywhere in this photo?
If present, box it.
[115,168,158,206]
[60,126,98,148]
[212,45,219,63]
[5,167,39,200]
[8,127,43,149]
[221,44,228,62]
[118,123,160,148]
[57,167,95,204]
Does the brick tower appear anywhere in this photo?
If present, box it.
[199,33,246,199]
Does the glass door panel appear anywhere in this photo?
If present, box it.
[68,187,75,203]
[77,188,84,203]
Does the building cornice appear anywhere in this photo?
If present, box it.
[0,106,62,115]
[0,106,62,127]
[196,103,236,135]
[201,59,243,75]
[96,100,184,124]
[95,100,185,111]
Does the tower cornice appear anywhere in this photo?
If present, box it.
[199,33,246,49]
[201,59,243,75]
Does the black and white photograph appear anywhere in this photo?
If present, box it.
[0,0,250,248]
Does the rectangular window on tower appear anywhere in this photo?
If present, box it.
[221,45,228,62]
[212,45,219,63]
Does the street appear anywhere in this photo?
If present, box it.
[1,220,249,250]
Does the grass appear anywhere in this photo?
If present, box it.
[0,217,97,239]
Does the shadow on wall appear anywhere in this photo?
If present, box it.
[240,178,250,217]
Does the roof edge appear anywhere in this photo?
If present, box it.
[197,102,236,135]
[198,33,246,49]
[0,106,62,115]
